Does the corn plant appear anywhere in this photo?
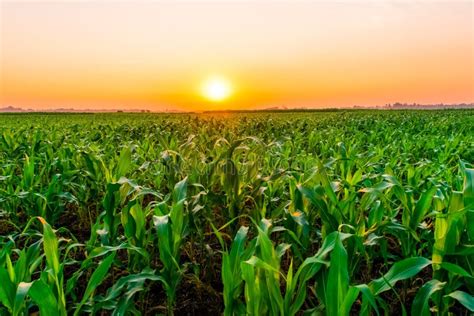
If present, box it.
[153,177,188,314]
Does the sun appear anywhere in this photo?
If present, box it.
[201,76,233,102]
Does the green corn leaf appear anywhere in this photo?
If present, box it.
[222,226,250,316]
[290,178,304,216]
[222,159,240,199]
[13,250,27,284]
[439,262,473,278]
[85,243,147,266]
[241,260,260,315]
[13,282,32,316]
[410,186,437,231]
[153,215,177,269]
[255,224,284,315]
[411,279,445,316]
[284,232,350,315]
[172,177,188,204]
[433,191,464,268]
[446,290,474,311]
[130,203,145,242]
[38,217,60,276]
[105,271,168,315]
[75,252,116,316]
[355,284,380,316]
[326,233,349,316]
[464,168,474,207]
[298,184,339,233]
[0,268,14,311]
[109,272,167,300]
[121,202,135,241]
[244,256,281,275]
[6,254,15,283]
[448,245,474,256]
[116,146,132,179]
[317,163,338,206]
[340,286,360,316]
[370,257,431,295]
[464,168,474,241]
[29,279,60,316]
[284,259,294,306]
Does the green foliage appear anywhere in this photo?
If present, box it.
[0,111,473,315]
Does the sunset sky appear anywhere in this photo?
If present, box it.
[1,1,473,111]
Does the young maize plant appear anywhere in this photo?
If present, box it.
[416,168,474,315]
[33,217,68,316]
[223,219,360,316]
[153,177,188,315]
[0,241,41,316]
[222,226,254,316]
[0,217,69,316]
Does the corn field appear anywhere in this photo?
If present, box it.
[0,110,473,315]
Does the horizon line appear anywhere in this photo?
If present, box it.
[1,102,474,114]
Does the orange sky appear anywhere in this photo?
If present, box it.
[1,1,473,111]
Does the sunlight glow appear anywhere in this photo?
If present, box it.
[202,76,233,102]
